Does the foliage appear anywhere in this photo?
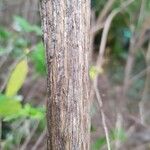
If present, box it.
[92,128,126,150]
[30,42,46,75]
[89,66,104,80]
[5,59,28,97]
[13,16,42,36]
[0,56,45,121]
[0,26,10,41]
[0,94,22,118]
[91,0,149,149]
[0,16,46,149]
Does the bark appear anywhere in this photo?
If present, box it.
[40,0,90,150]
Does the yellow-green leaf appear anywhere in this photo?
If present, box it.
[89,66,104,80]
[0,94,22,118]
[5,59,28,96]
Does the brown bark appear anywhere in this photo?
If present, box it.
[40,0,90,149]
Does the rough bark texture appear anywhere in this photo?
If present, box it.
[40,0,90,149]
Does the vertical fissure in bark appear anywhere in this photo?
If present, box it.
[40,0,90,149]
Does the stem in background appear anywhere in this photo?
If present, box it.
[94,76,111,150]
[139,42,150,125]
[115,113,123,150]
[128,66,150,86]
[31,128,46,150]
[138,0,145,26]
[123,0,146,96]
[96,0,115,24]
[90,1,135,149]
[98,0,135,66]
[123,37,136,95]
[20,120,39,150]
[90,0,115,35]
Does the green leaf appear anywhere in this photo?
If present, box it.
[0,94,22,118]
[113,127,126,141]
[89,66,103,80]
[92,136,106,150]
[91,128,126,150]
[0,26,10,40]
[5,59,28,96]
[30,42,46,75]
[13,16,42,35]
[30,25,42,36]
[20,104,45,119]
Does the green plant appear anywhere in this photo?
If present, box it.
[0,16,46,149]
[92,128,126,150]
[30,42,46,75]
[0,57,45,121]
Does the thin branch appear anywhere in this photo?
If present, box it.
[139,42,150,125]
[138,0,145,25]
[20,120,39,150]
[123,0,146,94]
[31,128,46,150]
[97,0,116,24]
[128,66,150,86]
[97,0,135,66]
[90,0,115,35]
[93,76,111,150]
[115,113,123,150]
[90,1,135,150]
[90,23,104,35]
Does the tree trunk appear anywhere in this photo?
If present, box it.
[40,0,90,149]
